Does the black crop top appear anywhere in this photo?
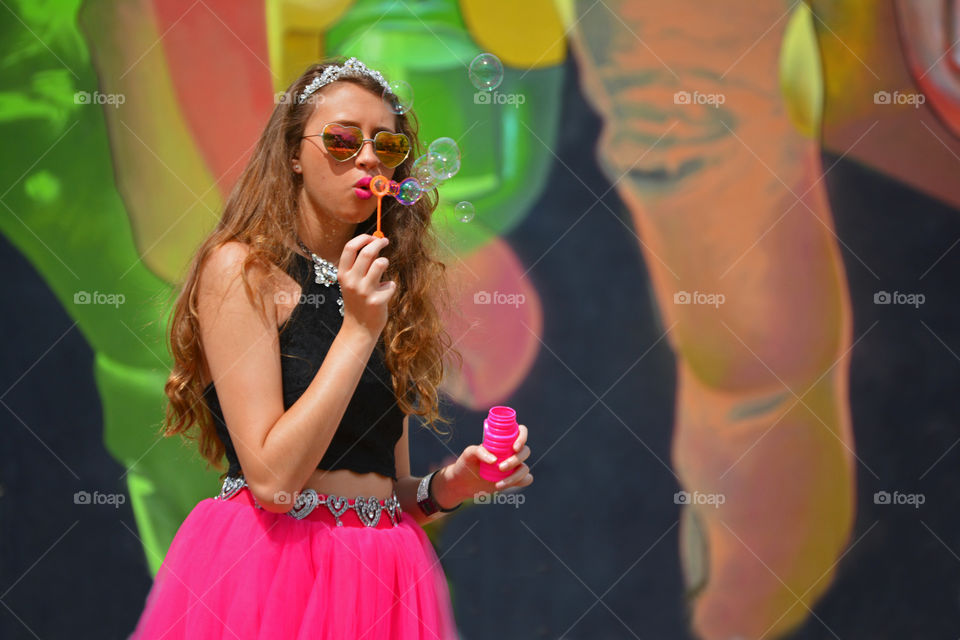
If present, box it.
[202,250,404,481]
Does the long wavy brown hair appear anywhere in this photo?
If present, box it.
[161,58,463,474]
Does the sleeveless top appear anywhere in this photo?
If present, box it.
[202,251,404,481]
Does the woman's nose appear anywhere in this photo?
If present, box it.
[355,139,381,170]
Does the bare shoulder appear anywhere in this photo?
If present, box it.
[198,241,279,308]
[198,241,268,290]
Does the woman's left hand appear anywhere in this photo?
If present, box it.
[441,424,533,506]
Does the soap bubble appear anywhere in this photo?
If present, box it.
[383,80,414,114]
[427,137,461,181]
[387,180,400,197]
[411,153,441,188]
[469,53,503,92]
[455,201,475,223]
[395,177,424,205]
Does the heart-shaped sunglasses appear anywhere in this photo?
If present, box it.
[302,122,411,168]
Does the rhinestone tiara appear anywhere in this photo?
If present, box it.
[297,57,392,104]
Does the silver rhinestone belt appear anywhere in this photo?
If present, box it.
[214,475,402,528]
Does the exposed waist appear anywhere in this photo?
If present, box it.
[303,467,397,501]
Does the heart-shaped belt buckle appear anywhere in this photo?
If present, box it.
[384,492,401,526]
[289,489,319,519]
[355,496,383,527]
[323,495,349,526]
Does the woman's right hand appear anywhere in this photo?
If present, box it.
[337,234,396,340]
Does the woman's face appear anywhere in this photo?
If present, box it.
[293,81,401,226]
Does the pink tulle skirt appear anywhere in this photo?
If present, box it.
[129,484,459,639]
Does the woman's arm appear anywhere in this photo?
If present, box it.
[393,415,462,525]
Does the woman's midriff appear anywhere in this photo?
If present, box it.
[302,467,396,501]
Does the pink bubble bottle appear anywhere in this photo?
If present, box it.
[479,406,520,483]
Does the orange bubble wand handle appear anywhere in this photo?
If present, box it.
[369,175,390,239]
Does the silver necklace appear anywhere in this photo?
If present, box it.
[296,239,344,316]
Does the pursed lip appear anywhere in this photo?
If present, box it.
[354,176,373,189]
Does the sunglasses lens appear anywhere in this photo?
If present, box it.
[374,132,410,168]
[321,124,363,161]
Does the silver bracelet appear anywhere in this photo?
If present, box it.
[416,468,461,515]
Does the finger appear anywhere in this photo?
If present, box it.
[514,425,528,452]
[350,237,389,281]
[476,445,497,464]
[496,463,529,489]
[368,280,397,306]
[349,236,388,280]
[361,256,390,291]
[497,445,531,472]
[338,234,376,273]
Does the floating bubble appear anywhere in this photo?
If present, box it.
[455,201,475,223]
[427,137,461,181]
[411,153,441,188]
[387,180,400,197]
[423,153,451,184]
[469,53,504,92]
[396,177,424,205]
[383,80,414,114]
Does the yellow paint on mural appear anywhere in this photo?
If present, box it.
[780,2,823,140]
[265,0,356,91]
[460,0,566,68]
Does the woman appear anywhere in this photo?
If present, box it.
[130,57,533,639]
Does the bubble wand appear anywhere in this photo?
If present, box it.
[367,175,426,239]
[369,175,391,239]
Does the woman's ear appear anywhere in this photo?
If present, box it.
[291,156,302,173]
